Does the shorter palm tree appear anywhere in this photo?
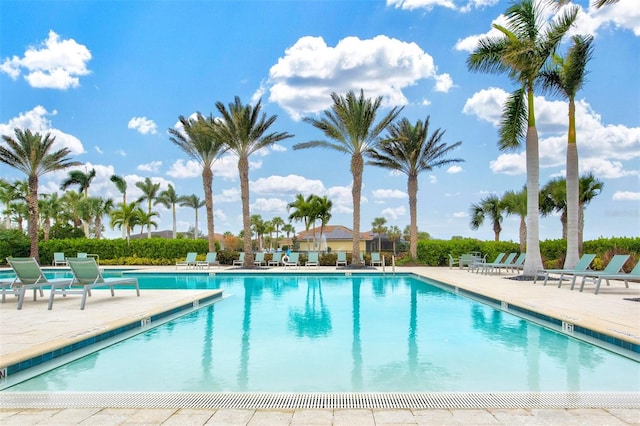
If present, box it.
[179,194,205,239]
[156,184,181,239]
[469,194,505,241]
[501,187,527,252]
[136,177,161,239]
[371,217,387,252]
[109,201,144,243]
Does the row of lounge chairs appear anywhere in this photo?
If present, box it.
[2,257,139,310]
[534,253,639,294]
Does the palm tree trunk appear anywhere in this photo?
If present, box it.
[239,156,254,267]
[27,176,40,261]
[351,153,363,266]
[147,200,152,239]
[564,99,580,269]
[519,216,526,253]
[172,204,177,239]
[408,174,418,259]
[523,122,543,275]
[43,219,51,241]
[203,167,215,252]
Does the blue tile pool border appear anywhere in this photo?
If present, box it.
[2,291,223,378]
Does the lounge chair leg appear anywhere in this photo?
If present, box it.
[17,289,25,310]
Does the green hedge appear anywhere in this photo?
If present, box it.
[414,237,640,269]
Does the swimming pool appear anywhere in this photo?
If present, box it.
[5,273,639,393]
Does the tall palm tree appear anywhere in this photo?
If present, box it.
[467,0,578,275]
[314,195,332,251]
[288,193,315,250]
[135,177,160,238]
[538,34,594,269]
[369,116,463,259]
[110,174,128,238]
[169,114,226,251]
[0,129,80,260]
[214,97,294,266]
[501,187,528,252]
[109,201,144,243]
[179,194,205,240]
[371,217,387,252]
[155,184,181,239]
[295,90,401,266]
[469,194,505,241]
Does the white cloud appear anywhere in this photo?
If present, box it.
[251,174,326,195]
[447,165,463,174]
[167,159,201,178]
[372,189,408,199]
[0,106,84,155]
[259,35,446,119]
[137,161,162,173]
[95,146,103,154]
[1,30,91,89]
[381,205,406,220]
[453,211,468,218]
[128,117,158,135]
[434,73,454,92]
[386,0,497,12]
[428,174,437,184]
[251,197,290,214]
[612,191,640,201]
[326,185,359,214]
[215,188,241,203]
[464,87,640,178]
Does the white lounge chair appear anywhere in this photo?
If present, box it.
[306,252,319,268]
[6,257,73,310]
[233,252,245,266]
[176,252,198,269]
[370,252,383,267]
[63,257,140,310]
[269,252,284,266]
[254,252,266,267]
[284,252,300,268]
[534,254,596,287]
[589,260,640,294]
[197,252,219,269]
[336,252,347,267]
[573,254,630,292]
[53,252,67,266]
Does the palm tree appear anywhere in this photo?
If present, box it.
[282,223,295,246]
[470,194,505,241]
[369,116,463,259]
[538,35,594,269]
[60,168,97,237]
[179,194,205,240]
[135,177,160,238]
[467,0,578,275]
[501,187,528,252]
[541,174,603,253]
[387,225,402,256]
[39,192,62,241]
[89,196,114,239]
[371,217,387,252]
[155,184,181,239]
[213,97,294,267]
[0,178,21,228]
[0,129,80,260]
[295,90,401,266]
[313,195,332,251]
[9,201,28,231]
[110,201,144,243]
[288,193,315,251]
[250,214,266,251]
[270,216,285,250]
[137,210,158,237]
[60,190,84,230]
[169,113,227,251]
[110,174,128,238]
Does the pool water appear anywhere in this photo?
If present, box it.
[6,273,640,392]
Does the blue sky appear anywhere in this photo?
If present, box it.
[1,0,638,242]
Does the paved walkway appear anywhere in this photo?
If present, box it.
[1,265,639,425]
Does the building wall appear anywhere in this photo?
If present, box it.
[298,239,368,252]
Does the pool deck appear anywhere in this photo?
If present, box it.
[0,264,639,425]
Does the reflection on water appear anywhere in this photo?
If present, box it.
[8,274,640,392]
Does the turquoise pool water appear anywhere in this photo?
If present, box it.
[6,273,640,392]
